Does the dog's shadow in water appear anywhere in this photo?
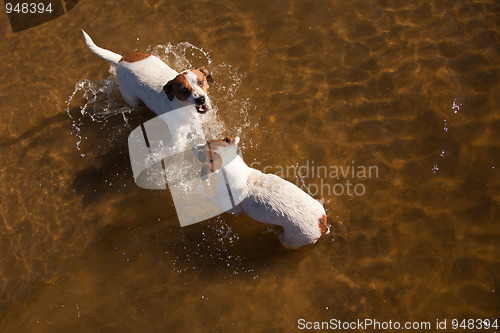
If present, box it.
[160,217,291,276]
[70,103,155,207]
[85,212,292,280]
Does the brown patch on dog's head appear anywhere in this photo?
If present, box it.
[204,136,235,173]
[163,74,193,102]
[206,136,236,148]
[200,153,223,176]
[319,214,329,234]
[195,136,238,179]
[196,144,223,179]
[194,66,213,86]
[119,53,151,63]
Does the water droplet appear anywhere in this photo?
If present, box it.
[452,99,462,114]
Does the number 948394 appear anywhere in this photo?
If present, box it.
[5,2,54,14]
[451,318,498,330]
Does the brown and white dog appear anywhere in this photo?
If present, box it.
[193,136,330,249]
[82,30,213,115]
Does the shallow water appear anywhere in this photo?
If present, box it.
[0,0,499,331]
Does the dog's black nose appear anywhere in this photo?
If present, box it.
[195,96,206,105]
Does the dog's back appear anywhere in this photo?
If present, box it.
[115,56,177,112]
[241,171,328,248]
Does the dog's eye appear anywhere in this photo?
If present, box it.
[182,88,190,95]
[198,81,204,87]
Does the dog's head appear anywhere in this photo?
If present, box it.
[163,67,213,114]
[193,136,240,179]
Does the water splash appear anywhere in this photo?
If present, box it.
[168,215,254,275]
[66,41,256,157]
[65,69,134,155]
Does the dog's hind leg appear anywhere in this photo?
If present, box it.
[279,229,307,249]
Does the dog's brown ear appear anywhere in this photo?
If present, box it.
[211,153,223,171]
[163,80,175,101]
[198,66,213,83]
[200,153,222,179]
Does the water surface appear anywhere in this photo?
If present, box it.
[0,0,499,331]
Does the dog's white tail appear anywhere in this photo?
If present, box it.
[82,30,122,66]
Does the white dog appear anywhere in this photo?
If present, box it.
[194,136,330,249]
[82,31,213,147]
[82,30,213,114]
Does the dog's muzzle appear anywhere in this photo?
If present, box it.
[195,96,209,114]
